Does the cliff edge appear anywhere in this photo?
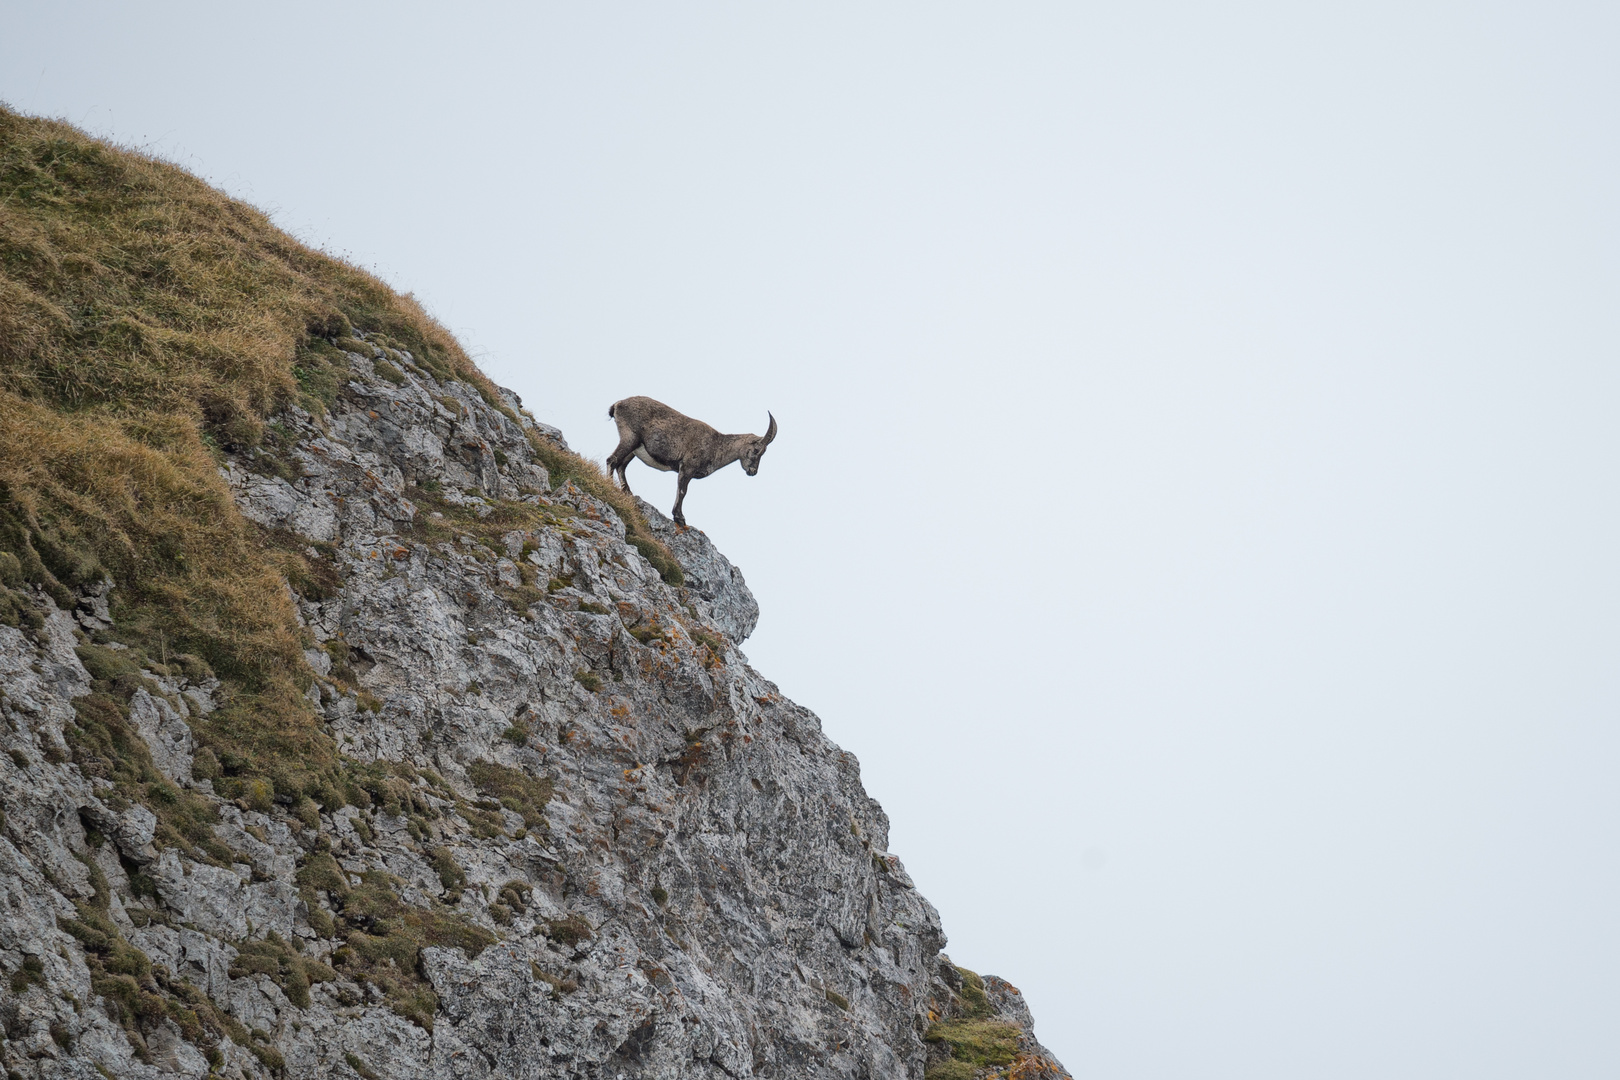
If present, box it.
[0,108,1068,1079]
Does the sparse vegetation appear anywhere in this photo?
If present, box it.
[58,851,261,1066]
[922,966,1024,1079]
[0,106,680,833]
[302,859,494,1030]
[0,105,710,1050]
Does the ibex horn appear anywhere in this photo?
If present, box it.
[764,412,778,444]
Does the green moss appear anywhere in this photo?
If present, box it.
[954,965,994,1018]
[924,1020,1022,1072]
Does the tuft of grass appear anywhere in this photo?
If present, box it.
[229,930,334,1009]
[344,1052,383,1080]
[542,913,593,948]
[466,760,551,832]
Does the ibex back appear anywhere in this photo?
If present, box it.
[607,396,777,527]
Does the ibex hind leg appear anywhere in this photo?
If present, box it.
[607,437,639,494]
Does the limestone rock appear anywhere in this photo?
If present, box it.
[0,347,1067,1078]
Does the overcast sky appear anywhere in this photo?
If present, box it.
[6,2,1619,1076]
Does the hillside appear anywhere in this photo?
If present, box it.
[0,109,1069,1079]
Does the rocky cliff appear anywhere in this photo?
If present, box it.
[0,110,1068,1079]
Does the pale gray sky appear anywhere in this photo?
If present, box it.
[6,3,1619,1075]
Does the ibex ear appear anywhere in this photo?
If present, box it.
[764,412,778,445]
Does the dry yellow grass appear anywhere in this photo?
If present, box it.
[0,106,676,794]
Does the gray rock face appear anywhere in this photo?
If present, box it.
[0,343,1068,1079]
[637,499,761,644]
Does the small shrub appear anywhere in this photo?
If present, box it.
[574,669,602,693]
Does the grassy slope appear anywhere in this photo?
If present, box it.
[0,105,675,800]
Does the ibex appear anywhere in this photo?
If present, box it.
[606,396,778,527]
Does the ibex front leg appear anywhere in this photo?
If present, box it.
[671,469,694,527]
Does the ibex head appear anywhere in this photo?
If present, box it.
[740,412,778,476]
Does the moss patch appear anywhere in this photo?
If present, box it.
[924,1020,1022,1075]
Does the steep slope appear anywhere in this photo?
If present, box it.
[0,110,1069,1079]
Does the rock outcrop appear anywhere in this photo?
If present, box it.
[0,339,1068,1077]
